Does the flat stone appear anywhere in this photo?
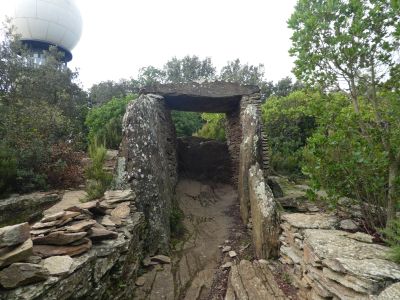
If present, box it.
[43,255,73,276]
[64,206,93,217]
[135,276,146,286]
[339,219,358,231]
[31,220,62,229]
[150,255,171,264]
[30,227,55,236]
[142,82,259,113]
[229,251,237,258]
[23,255,42,264]
[282,213,338,230]
[104,190,135,204]
[76,200,98,210]
[41,211,66,223]
[100,216,116,227]
[0,263,49,289]
[0,239,33,267]
[110,203,130,219]
[222,246,232,253]
[0,222,30,247]
[63,211,81,219]
[33,231,87,245]
[64,220,96,233]
[88,228,118,241]
[33,238,92,258]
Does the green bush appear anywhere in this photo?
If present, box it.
[171,111,204,137]
[382,219,400,263]
[195,113,226,141]
[261,91,318,175]
[85,96,135,149]
[0,146,17,197]
[84,143,113,201]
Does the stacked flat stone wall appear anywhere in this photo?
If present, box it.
[225,107,241,186]
[120,94,178,254]
[279,213,400,299]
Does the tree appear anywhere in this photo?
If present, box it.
[164,56,216,83]
[288,0,400,225]
[89,79,138,106]
[273,76,303,97]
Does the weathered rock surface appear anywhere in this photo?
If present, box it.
[279,212,400,299]
[88,227,118,241]
[249,164,280,259]
[376,282,400,299]
[150,255,171,264]
[121,94,177,254]
[42,255,73,276]
[0,222,30,248]
[340,219,358,231]
[0,192,60,227]
[225,260,286,300]
[110,202,130,219]
[0,263,49,289]
[0,239,33,267]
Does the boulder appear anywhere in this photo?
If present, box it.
[0,263,49,289]
[0,239,33,267]
[32,231,87,245]
[43,255,73,276]
[33,238,92,258]
[0,222,30,247]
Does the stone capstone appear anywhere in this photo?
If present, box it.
[0,222,30,248]
[0,263,49,289]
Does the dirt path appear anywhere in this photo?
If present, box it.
[134,179,238,300]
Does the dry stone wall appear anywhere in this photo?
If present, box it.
[279,212,400,299]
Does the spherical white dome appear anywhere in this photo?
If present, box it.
[12,0,82,52]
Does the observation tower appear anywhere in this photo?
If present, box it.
[11,0,82,63]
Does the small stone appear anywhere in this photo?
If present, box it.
[222,246,232,253]
[33,231,87,245]
[340,219,358,231]
[41,211,66,223]
[0,263,49,289]
[24,256,42,264]
[33,238,92,258]
[43,255,73,276]
[229,251,237,258]
[221,262,233,269]
[150,255,171,264]
[111,203,130,219]
[64,220,96,233]
[32,220,62,229]
[101,215,116,227]
[135,276,146,286]
[0,222,30,247]
[0,239,33,267]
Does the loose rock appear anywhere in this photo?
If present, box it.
[0,222,30,247]
[0,239,33,267]
[0,263,49,289]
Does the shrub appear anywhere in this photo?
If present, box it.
[382,219,400,263]
[0,146,17,197]
[85,96,135,149]
[84,143,113,201]
[195,113,226,141]
[171,111,204,137]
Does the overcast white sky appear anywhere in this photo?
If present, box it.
[1,0,298,89]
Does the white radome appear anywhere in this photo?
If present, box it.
[12,0,82,52]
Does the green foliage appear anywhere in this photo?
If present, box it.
[382,219,400,263]
[85,96,134,149]
[195,113,226,141]
[84,143,112,201]
[89,79,137,106]
[171,111,204,137]
[262,90,318,175]
[0,146,17,196]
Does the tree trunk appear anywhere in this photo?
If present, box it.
[387,157,399,226]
